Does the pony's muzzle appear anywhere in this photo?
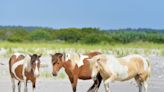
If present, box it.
[34,74,40,78]
[52,72,57,76]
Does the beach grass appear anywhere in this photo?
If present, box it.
[0,41,163,49]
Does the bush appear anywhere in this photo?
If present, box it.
[56,28,82,43]
[81,34,101,44]
[4,28,29,42]
[146,33,164,43]
[7,35,23,42]
[29,29,51,41]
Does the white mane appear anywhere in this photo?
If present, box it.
[65,52,88,67]
[23,55,32,72]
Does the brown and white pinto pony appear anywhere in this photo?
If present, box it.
[89,54,151,92]
[9,53,41,92]
[51,52,102,92]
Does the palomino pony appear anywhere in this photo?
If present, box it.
[51,52,102,92]
[9,53,41,92]
[89,54,151,92]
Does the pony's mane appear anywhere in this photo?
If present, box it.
[23,55,32,72]
[97,54,116,60]
[66,52,88,67]
[106,54,117,60]
[32,54,38,57]
[69,52,80,63]
[55,53,63,56]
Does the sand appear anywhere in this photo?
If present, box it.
[0,56,164,92]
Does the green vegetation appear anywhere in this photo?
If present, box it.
[0,41,163,49]
[0,26,163,44]
[0,41,163,57]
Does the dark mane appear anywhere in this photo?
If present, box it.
[54,53,63,56]
[32,54,39,57]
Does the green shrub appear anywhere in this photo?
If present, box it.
[56,28,82,43]
[81,34,101,44]
[29,29,51,41]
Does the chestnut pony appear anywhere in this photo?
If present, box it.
[9,53,41,92]
[51,52,102,92]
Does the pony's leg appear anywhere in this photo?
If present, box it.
[11,78,15,92]
[24,80,28,92]
[32,81,36,92]
[18,81,21,92]
[68,74,78,92]
[138,83,142,92]
[87,78,98,92]
[97,73,102,88]
[143,81,148,92]
[135,79,142,92]
[87,73,102,92]
[104,75,114,85]
[103,82,110,92]
[103,75,115,92]
[72,77,78,92]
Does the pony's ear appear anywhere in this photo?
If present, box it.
[62,52,66,58]
[29,54,32,57]
[61,54,65,62]
[62,52,65,55]
[96,58,101,64]
[38,54,42,58]
[50,54,53,57]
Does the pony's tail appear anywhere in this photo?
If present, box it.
[146,58,151,79]
[9,57,13,76]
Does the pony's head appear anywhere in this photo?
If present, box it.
[88,55,101,79]
[51,53,64,76]
[88,54,107,79]
[29,54,42,78]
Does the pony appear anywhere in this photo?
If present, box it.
[89,54,151,92]
[51,52,102,92]
[9,53,42,92]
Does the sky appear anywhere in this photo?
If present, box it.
[0,0,164,29]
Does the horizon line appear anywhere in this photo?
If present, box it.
[0,25,164,30]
